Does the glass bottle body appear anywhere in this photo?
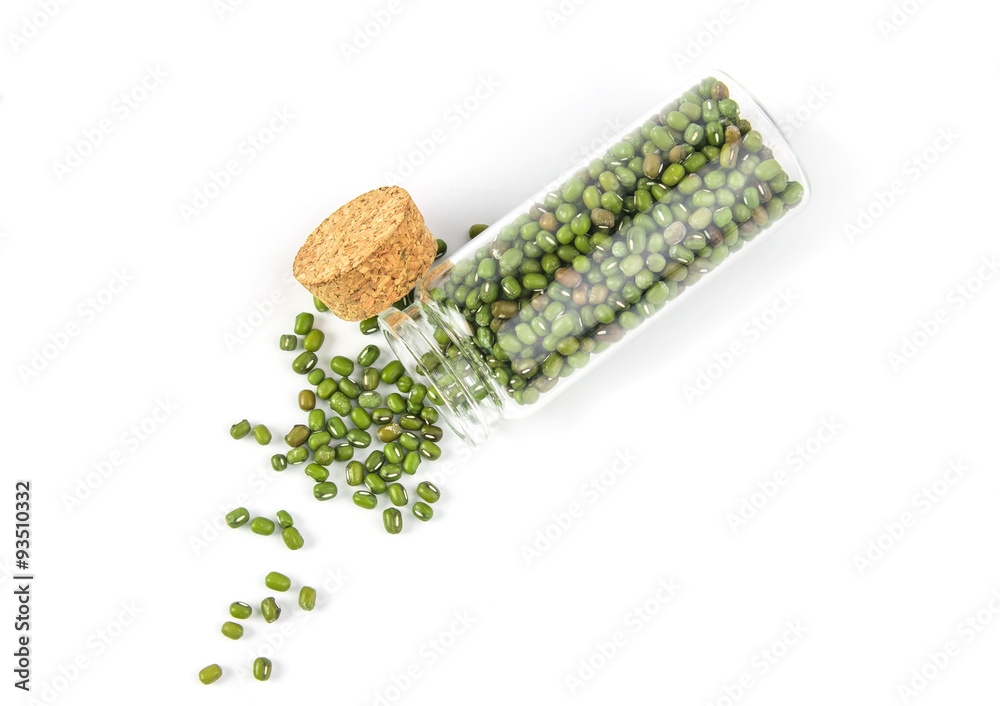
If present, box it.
[381,71,810,445]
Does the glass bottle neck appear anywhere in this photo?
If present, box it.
[379,301,502,446]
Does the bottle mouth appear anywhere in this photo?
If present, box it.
[378,303,498,446]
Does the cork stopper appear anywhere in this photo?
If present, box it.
[293,186,437,321]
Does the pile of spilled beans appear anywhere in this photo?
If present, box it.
[198,569,314,685]
[197,233,466,685]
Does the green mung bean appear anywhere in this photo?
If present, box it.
[285,424,310,447]
[329,391,352,416]
[333,443,354,462]
[420,424,443,441]
[418,440,441,460]
[346,429,372,448]
[199,665,222,685]
[225,507,250,528]
[416,481,440,503]
[387,483,408,506]
[412,501,434,522]
[252,424,271,445]
[307,431,331,450]
[357,345,381,366]
[252,657,272,682]
[305,463,329,482]
[316,377,337,399]
[279,334,297,351]
[330,355,354,377]
[307,409,326,433]
[385,393,406,414]
[383,507,403,534]
[360,316,379,335]
[299,586,316,611]
[230,420,251,439]
[399,414,422,431]
[380,360,405,384]
[359,391,382,408]
[303,329,325,352]
[313,481,338,500]
[292,351,317,374]
[281,526,304,550]
[298,389,316,411]
[221,621,244,640]
[364,449,384,473]
[378,423,402,442]
[353,490,378,509]
[276,510,293,528]
[346,460,365,485]
[399,432,419,452]
[229,602,252,619]
[265,571,291,591]
[293,313,314,335]
[403,451,421,475]
[338,377,361,399]
[326,416,348,439]
[379,464,402,482]
[261,597,281,623]
[364,474,387,494]
[250,517,275,535]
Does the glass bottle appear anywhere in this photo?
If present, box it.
[380,71,810,446]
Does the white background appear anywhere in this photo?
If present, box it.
[2,0,998,704]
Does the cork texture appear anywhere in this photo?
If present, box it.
[293,186,436,321]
